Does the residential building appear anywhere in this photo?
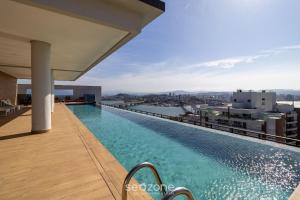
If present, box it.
[191,90,299,145]
[232,89,276,111]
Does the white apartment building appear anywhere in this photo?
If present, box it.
[192,90,299,145]
[232,90,276,111]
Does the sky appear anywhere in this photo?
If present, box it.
[57,0,300,94]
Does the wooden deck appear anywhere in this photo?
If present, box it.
[290,184,300,200]
[0,104,151,200]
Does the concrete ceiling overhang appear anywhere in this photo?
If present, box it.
[0,0,164,80]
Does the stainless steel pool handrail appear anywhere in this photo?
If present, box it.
[122,162,166,200]
[162,187,195,200]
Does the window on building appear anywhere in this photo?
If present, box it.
[262,98,265,105]
[247,99,251,103]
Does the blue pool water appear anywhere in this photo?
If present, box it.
[129,105,186,116]
[68,104,300,200]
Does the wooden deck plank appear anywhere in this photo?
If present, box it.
[0,104,152,200]
[63,105,152,200]
[290,184,300,200]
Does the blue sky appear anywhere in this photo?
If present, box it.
[59,0,300,94]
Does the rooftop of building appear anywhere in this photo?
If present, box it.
[235,89,275,93]
[0,104,151,200]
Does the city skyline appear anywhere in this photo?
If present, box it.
[54,0,300,93]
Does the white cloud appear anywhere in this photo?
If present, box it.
[70,44,300,93]
[79,64,300,94]
[197,56,260,69]
[278,45,300,50]
[260,45,300,55]
[183,44,300,70]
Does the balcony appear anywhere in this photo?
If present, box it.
[286,121,298,125]
[287,113,297,118]
[286,127,298,132]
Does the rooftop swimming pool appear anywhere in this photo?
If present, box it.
[68,104,300,200]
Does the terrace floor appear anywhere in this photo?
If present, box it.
[0,104,151,200]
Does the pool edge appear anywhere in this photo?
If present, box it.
[63,104,153,200]
[102,105,300,154]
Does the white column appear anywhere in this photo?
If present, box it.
[51,71,55,113]
[31,40,51,133]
